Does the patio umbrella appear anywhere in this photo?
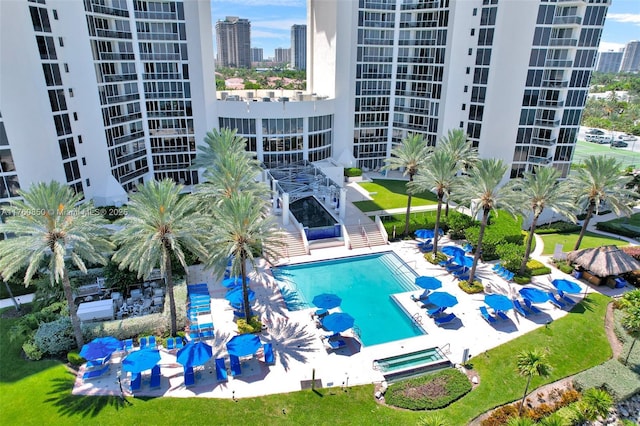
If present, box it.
[122,348,160,374]
[221,276,247,288]
[442,246,465,258]
[415,276,442,291]
[79,336,122,361]
[551,278,581,294]
[414,229,434,239]
[453,254,474,267]
[226,334,262,357]
[484,294,514,312]
[312,293,342,309]
[321,312,355,333]
[519,287,549,304]
[177,341,213,368]
[225,287,256,306]
[567,245,640,277]
[427,291,458,308]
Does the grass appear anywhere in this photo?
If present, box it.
[0,294,611,425]
[539,230,630,255]
[353,179,438,212]
[574,140,640,169]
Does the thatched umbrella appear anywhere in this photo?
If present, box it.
[567,245,640,277]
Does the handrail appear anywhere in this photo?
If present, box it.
[361,226,370,248]
[440,343,451,355]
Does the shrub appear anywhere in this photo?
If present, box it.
[622,246,640,261]
[22,340,43,361]
[573,359,640,401]
[34,317,76,356]
[527,259,551,276]
[385,368,472,410]
[465,212,523,261]
[513,276,532,285]
[527,403,556,422]
[67,351,85,366]
[552,259,574,275]
[344,167,362,177]
[459,280,484,294]
[417,413,448,426]
[481,403,519,426]
[495,243,525,271]
[535,221,582,235]
[237,315,263,334]
[595,221,640,239]
[425,251,448,265]
[447,211,476,240]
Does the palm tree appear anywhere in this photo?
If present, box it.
[438,129,479,216]
[452,159,519,283]
[191,128,252,170]
[112,179,207,336]
[0,181,113,347]
[516,349,552,416]
[622,304,640,365]
[382,133,432,236]
[409,150,457,254]
[510,167,576,275]
[1,274,20,312]
[204,191,282,320]
[566,156,636,250]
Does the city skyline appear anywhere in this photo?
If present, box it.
[211,0,639,58]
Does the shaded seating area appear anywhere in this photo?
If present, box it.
[82,364,110,381]
[479,306,497,324]
[215,358,228,381]
[567,245,640,288]
[493,264,514,281]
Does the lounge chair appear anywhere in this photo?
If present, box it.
[557,290,575,305]
[263,343,275,364]
[419,244,434,253]
[175,337,184,349]
[513,300,529,317]
[463,243,473,253]
[426,306,446,317]
[166,337,175,350]
[456,272,470,281]
[314,309,328,319]
[546,292,566,309]
[229,355,242,376]
[139,336,148,349]
[198,330,214,339]
[523,299,542,314]
[434,313,457,326]
[123,338,134,352]
[86,352,111,369]
[479,306,497,324]
[439,258,453,267]
[82,364,110,381]
[496,311,509,321]
[326,338,346,350]
[148,336,157,348]
[184,366,195,387]
[129,372,141,391]
[614,277,628,288]
[410,290,430,302]
[149,365,161,389]
[215,358,228,381]
[492,263,502,272]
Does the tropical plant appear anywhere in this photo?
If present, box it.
[622,304,640,365]
[576,387,613,422]
[505,416,535,426]
[438,129,479,216]
[516,349,552,416]
[191,128,252,170]
[537,413,568,426]
[112,179,207,336]
[566,156,636,250]
[417,413,448,426]
[509,167,576,275]
[382,133,432,236]
[452,159,519,283]
[410,150,457,254]
[0,181,114,347]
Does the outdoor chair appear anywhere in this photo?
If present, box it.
[463,243,473,253]
[263,343,275,364]
[434,313,457,326]
[184,366,196,387]
[557,291,575,305]
[149,365,161,389]
[229,355,242,376]
[166,337,175,350]
[82,364,110,381]
[86,352,111,369]
[147,336,157,348]
[546,292,566,309]
[123,338,134,352]
[479,306,497,324]
[410,290,430,302]
[496,311,509,321]
[175,337,184,349]
[426,306,446,317]
[215,358,228,381]
[523,299,542,314]
[139,336,148,349]
[129,372,142,392]
[325,338,346,351]
[513,300,530,317]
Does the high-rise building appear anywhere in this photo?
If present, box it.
[308,0,609,179]
[291,24,307,71]
[620,40,640,73]
[215,16,251,69]
[0,0,215,204]
[251,47,264,63]
[274,47,291,65]
[596,50,623,73]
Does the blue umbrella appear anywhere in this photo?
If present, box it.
[222,276,246,288]
[79,336,122,361]
[551,278,581,294]
[442,246,465,257]
[122,348,160,374]
[226,334,262,357]
[225,287,256,306]
[415,229,434,239]
[177,341,213,368]
[415,276,442,290]
[321,312,355,333]
[484,294,514,311]
[519,287,549,304]
[453,254,474,267]
[427,291,458,308]
[312,293,342,309]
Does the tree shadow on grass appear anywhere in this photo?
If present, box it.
[571,296,596,314]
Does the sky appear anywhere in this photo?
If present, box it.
[211,0,639,58]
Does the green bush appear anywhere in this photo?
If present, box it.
[458,280,484,294]
[237,315,263,334]
[596,221,640,238]
[527,259,551,276]
[552,259,575,275]
[495,243,525,271]
[22,339,43,361]
[573,359,640,401]
[535,221,582,235]
[447,211,476,240]
[67,351,85,366]
[344,167,362,177]
[34,317,76,356]
[385,368,472,410]
[425,252,448,265]
[513,276,531,285]
[465,211,523,261]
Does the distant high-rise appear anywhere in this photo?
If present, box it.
[620,41,640,73]
[291,24,307,71]
[215,16,251,68]
[596,50,623,73]
[251,48,264,63]
[274,48,291,65]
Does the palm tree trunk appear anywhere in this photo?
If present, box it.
[574,201,596,251]
[469,208,490,283]
[241,251,251,321]
[519,212,540,275]
[62,268,84,348]
[445,189,451,217]
[404,174,415,237]
[432,191,444,255]
[2,278,20,312]
[164,244,177,336]
[518,375,532,416]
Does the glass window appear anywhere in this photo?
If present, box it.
[36,36,57,59]
[29,6,51,32]
[0,149,16,172]
[42,64,62,86]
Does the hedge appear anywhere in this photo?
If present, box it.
[344,167,362,177]
[385,368,472,410]
[465,212,523,261]
[596,221,640,239]
[535,221,582,235]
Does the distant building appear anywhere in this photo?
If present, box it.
[291,24,307,71]
[251,48,264,63]
[620,40,640,73]
[596,50,623,73]
[215,16,251,68]
[274,47,291,65]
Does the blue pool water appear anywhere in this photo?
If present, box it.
[272,252,425,346]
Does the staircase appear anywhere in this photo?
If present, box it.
[278,230,308,258]
[345,223,387,249]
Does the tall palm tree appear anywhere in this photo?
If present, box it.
[204,191,282,320]
[510,167,576,275]
[0,181,113,347]
[191,128,253,170]
[438,129,479,216]
[112,179,207,336]
[566,156,636,250]
[409,150,457,254]
[452,159,519,283]
[622,304,640,365]
[382,133,432,236]
[516,349,552,416]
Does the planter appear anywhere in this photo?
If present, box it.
[346,176,363,183]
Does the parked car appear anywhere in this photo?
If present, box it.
[618,134,637,141]
[586,128,605,135]
[611,140,629,148]
[586,134,612,144]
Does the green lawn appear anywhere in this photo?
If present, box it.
[540,230,630,255]
[353,179,438,212]
[0,294,611,425]
[574,140,640,169]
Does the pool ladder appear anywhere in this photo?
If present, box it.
[412,312,423,326]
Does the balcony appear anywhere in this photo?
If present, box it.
[537,99,565,108]
[545,59,573,68]
[549,38,578,47]
[552,15,582,25]
[104,73,137,83]
[528,156,553,165]
[541,79,569,88]
[534,118,560,128]
[531,137,557,147]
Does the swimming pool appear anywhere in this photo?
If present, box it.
[272,252,425,346]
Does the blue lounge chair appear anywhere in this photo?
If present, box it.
[215,358,228,381]
[479,306,497,323]
[439,258,453,267]
[434,313,457,326]
[139,336,148,349]
[557,291,575,305]
[314,309,328,318]
[123,338,134,352]
[496,311,509,321]
[523,299,542,314]
[463,243,473,253]
[326,339,346,350]
[513,300,529,317]
[492,263,502,272]
[426,306,446,317]
[263,343,275,364]
[546,292,566,308]
[184,366,195,387]
[615,277,628,288]
[419,244,434,253]
[166,337,175,350]
[411,290,430,302]
[149,365,161,389]
[148,336,157,348]
[175,337,184,349]
[456,272,470,281]
[129,372,141,391]
[229,355,242,376]
[82,364,110,381]
[86,352,111,369]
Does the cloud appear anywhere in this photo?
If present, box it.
[599,41,626,52]
[606,13,640,25]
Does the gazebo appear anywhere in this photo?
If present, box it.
[567,245,640,287]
